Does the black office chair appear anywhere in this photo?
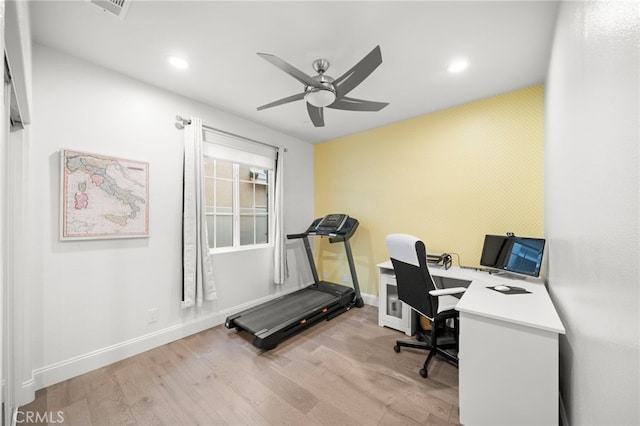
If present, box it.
[385,233,467,378]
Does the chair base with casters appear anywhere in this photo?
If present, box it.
[394,312,459,378]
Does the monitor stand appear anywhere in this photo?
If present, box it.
[486,270,526,280]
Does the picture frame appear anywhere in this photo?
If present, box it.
[60,149,149,240]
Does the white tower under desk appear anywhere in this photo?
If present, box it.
[377,262,416,335]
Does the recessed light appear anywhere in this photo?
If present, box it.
[448,60,469,73]
[168,56,189,70]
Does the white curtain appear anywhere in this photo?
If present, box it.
[273,146,287,284]
[182,116,216,307]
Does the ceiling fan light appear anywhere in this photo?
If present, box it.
[305,87,336,108]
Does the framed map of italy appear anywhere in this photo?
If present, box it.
[60,149,149,240]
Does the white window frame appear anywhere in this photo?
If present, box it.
[202,129,276,254]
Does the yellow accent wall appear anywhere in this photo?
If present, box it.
[314,84,544,295]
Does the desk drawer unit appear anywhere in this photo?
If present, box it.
[458,311,559,425]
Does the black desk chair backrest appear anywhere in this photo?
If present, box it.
[386,233,439,320]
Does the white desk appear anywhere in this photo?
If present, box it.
[377,261,565,426]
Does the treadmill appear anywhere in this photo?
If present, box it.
[225,214,364,350]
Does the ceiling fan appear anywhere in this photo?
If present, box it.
[256,45,389,127]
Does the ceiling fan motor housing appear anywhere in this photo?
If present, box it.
[310,64,335,94]
[305,66,336,107]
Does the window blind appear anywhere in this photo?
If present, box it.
[202,127,277,169]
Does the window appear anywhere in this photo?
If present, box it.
[202,128,276,250]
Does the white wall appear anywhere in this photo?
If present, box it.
[545,1,639,425]
[29,44,315,390]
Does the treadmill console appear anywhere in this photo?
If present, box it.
[309,213,359,239]
[314,214,349,235]
[288,214,359,241]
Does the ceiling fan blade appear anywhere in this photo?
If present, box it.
[328,97,389,112]
[306,103,325,127]
[257,92,305,111]
[257,53,324,89]
[332,45,383,99]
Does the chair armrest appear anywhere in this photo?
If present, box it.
[429,287,467,297]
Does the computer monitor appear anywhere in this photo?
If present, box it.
[480,234,546,277]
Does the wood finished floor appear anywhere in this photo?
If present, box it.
[20,305,459,425]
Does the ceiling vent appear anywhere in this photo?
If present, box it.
[89,0,132,20]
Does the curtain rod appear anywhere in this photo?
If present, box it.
[175,114,285,152]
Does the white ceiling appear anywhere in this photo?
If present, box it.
[30,0,560,143]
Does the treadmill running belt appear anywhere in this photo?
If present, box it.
[233,288,337,334]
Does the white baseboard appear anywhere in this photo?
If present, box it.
[18,378,35,407]
[33,290,379,390]
[361,291,378,307]
[33,310,227,390]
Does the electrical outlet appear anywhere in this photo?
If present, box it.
[147,308,159,324]
[343,273,349,283]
